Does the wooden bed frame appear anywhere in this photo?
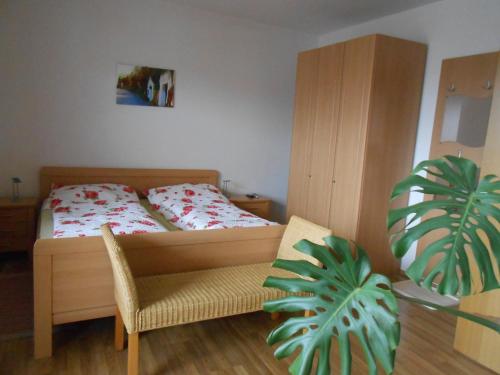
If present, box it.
[34,167,285,358]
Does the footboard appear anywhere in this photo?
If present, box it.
[33,225,285,358]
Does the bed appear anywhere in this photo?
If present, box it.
[38,198,179,239]
[34,167,285,358]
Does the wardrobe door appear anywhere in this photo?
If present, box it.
[287,49,320,220]
[304,44,344,227]
[357,35,427,276]
[328,36,376,240]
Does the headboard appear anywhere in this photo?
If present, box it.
[39,167,220,199]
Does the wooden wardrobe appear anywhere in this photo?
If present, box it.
[287,34,427,276]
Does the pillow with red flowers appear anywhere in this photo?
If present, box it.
[145,183,229,208]
[44,183,140,209]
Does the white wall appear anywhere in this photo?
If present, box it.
[0,0,315,221]
[2,0,498,234]
[319,0,500,268]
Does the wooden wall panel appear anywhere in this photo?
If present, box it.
[453,52,500,373]
[428,52,498,166]
[356,35,427,275]
[328,36,375,241]
[417,52,499,272]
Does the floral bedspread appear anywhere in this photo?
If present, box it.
[48,200,166,238]
[146,183,276,230]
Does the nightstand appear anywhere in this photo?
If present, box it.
[0,197,37,254]
[229,196,272,220]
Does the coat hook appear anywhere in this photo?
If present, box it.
[484,80,493,90]
[447,83,456,92]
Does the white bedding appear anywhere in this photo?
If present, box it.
[49,200,166,238]
[146,183,276,230]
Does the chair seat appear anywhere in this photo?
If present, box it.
[135,262,293,332]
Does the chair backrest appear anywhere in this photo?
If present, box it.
[276,216,332,266]
[101,224,139,332]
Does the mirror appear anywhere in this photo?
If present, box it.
[440,95,492,147]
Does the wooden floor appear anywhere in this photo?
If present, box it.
[0,300,495,375]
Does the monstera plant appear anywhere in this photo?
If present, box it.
[264,156,500,375]
[388,156,499,296]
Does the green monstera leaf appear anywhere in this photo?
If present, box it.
[388,155,500,297]
[263,236,400,375]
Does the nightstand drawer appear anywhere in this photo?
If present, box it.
[0,198,37,253]
[0,220,29,235]
[0,208,28,223]
[0,237,31,251]
[242,205,268,218]
[230,196,272,220]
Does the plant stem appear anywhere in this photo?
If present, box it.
[393,291,500,333]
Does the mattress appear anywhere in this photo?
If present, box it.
[37,199,179,239]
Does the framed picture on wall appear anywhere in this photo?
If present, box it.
[116,64,175,108]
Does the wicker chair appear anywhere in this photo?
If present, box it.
[101,216,331,375]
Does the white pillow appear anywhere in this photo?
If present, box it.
[146,183,229,209]
[44,183,140,209]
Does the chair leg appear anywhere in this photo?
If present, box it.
[271,312,280,321]
[115,308,125,351]
[127,332,139,375]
